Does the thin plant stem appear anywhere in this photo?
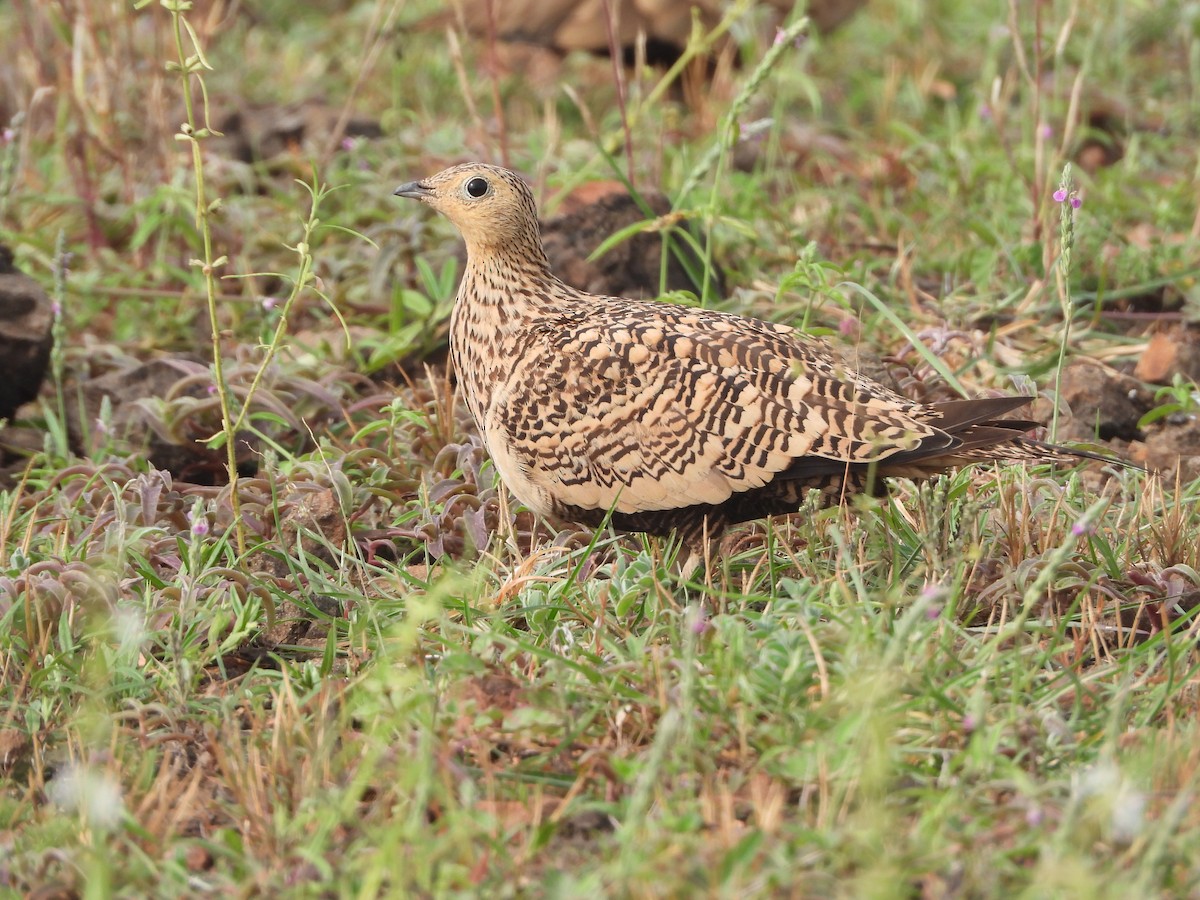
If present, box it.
[681,14,810,304]
[228,179,341,435]
[1051,163,1079,442]
[482,0,510,167]
[164,2,244,554]
[602,0,636,187]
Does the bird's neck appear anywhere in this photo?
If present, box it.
[462,225,553,276]
[456,231,566,318]
[449,241,565,430]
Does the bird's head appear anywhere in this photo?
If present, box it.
[394,163,545,261]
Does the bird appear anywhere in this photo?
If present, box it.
[393,163,1105,549]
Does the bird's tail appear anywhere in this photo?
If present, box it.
[881,396,1139,474]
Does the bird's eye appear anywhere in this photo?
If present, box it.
[465,177,489,198]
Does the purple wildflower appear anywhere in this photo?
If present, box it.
[737,118,772,146]
[1053,189,1068,203]
[772,27,804,48]
[920,584,945,619]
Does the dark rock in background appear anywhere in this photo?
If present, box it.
[0,245,53,422]
[1132,418,1200,485]
[1133,328,1200,386]
[214,99,382,165]
[1050,357,1153,444]
[541,185,724,299]
[422,0,868,64]
[1038,356,1200,486]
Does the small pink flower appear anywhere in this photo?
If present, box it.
[772,27,803,48]
[979,104,993,122]
[1038,123,1053,139]
[838,316,859,337]
[52,300,62,316]
[340,137,356,151]
[737,118,772,146]
[261,295,277,311]
[1,128,13,144]
[920,584,946,618]
[1053,188,1083,209]
[1071,518,1092,536]
[189,504,209,537]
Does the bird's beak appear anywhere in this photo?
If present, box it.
[394,180,433,200]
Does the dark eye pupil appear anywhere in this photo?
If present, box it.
[466,177,488,198]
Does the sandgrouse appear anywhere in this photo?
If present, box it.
[395,163,1086,545]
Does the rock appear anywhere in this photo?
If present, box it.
[541,184,724,299]
[1049,357,1154,444]
[0,245,54,421]
[213,98,382,164]
[1129,418,1200,484]
[420,0,866,69]
[423,0,722,66]
[1133,329,1200,385]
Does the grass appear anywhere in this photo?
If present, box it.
[3,0,1200,895]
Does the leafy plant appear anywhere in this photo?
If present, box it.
[360,256,459,373]
[1137,373,1200,429]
